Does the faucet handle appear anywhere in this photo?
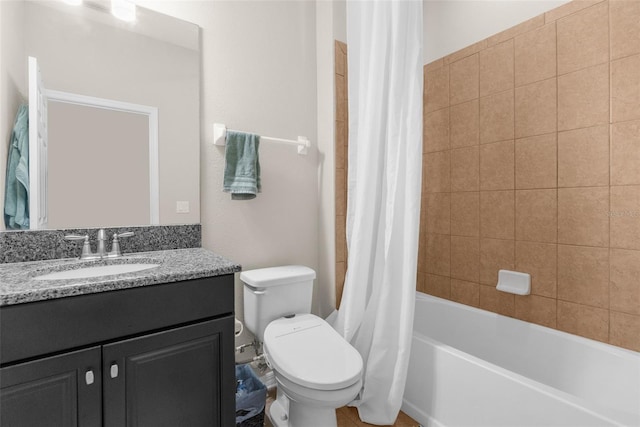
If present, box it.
[114,231,134,239]
[64,234,88,241]
[64,234,92,259]
[108,231,134,258]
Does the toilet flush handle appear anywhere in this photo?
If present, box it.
[251,289,266,295]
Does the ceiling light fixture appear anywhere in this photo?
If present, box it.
[111,0,136,22]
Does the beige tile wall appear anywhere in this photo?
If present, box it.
[419,0,640,352]
[335,41,348,308]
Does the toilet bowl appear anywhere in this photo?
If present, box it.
[263,314,363,427]
[241,266,363,427]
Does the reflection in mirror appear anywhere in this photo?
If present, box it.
[47,92,158,228]
[0,0,200,230]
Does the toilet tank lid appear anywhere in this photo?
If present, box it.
[241,265,316,288]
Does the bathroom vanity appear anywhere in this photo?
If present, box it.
[0,248,241,427]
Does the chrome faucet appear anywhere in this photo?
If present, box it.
[65,229,134,260]
[106,231,134,258]
[96,229,107,258]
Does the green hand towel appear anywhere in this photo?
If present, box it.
[223,130,261,200]
[4,105,30,229]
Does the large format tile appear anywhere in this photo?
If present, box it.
[451,192,480,237]
[558,64,609,131]
[515,294,557,328]
[558,125,609,187]
[425,151,451,193]
[450,54,479,105]
[516,189,557,243]
[480,190,515,240]
[479,284,515,317]
[609,311,640,352]
[557,300,609,343]
[611,120,640,185]
[558,187,609,247]
[480,238,515,285]
[557,244,609,309]
[480,140,514,190]
[425,233,451,276]
[610,185,640,250]
[556,1,609,75]
[451,146,480,192]
[451,236,480,282]
[426,193,451,235]
[515,133,557,189]
[515,23,557,87]
[450,99,479,148]
[515,241,557,298]
[611,53,640,123]
[451,279,480,307]
[610,248,640,316]
[425,64,449,113]
[480,89,515,144]
[610,0,640,60]
[423,274,451,300]
[515,77,557,138]
[424,108,450,153]
[480,39,514,97]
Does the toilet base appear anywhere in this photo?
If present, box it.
[268,398,288,427]
[269,397,338,427]
[268,369,362,427]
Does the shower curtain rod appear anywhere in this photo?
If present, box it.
[212,123,311,155]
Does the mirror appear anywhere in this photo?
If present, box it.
[0,0,200,230]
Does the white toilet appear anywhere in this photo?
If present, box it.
[241,266,363,427]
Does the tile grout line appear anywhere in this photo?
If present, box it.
[555,18,560,329]
[511,35,518,317]
[607,1,612,344]
[476,51,482,305]
[448,58,453,296]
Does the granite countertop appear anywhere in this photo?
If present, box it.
[0,248,241,306]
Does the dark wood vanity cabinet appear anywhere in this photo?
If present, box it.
[0,275,235,427]
[102,318,228,427]
[1,346,102,427]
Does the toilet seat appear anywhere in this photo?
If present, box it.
[263,314,363,391]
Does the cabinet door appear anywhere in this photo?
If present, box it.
[0,346,102,427]
[103,317,235,427]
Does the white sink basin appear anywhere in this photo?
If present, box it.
[34,263,160,280]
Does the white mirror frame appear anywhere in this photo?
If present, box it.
[45,90,160,225]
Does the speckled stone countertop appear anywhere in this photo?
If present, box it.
[0,248,241,306]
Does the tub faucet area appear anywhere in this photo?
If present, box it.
[64,229,134,260]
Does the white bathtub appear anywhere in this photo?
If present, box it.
[402,293,640,427]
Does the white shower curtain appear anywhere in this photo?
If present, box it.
[333,0,423,424]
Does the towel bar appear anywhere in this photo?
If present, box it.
[212,123,310,155]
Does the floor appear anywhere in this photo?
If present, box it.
[336,406,421,427]
[258,360,420,427]
[264,394,420,427]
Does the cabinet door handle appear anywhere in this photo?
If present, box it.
[85,370,95,385]
[110,363,119,379]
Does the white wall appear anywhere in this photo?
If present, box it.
[333,0,347,44]
[138,1,320,356]
[423,0,570,64]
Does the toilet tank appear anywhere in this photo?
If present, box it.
[241,266,316,342]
